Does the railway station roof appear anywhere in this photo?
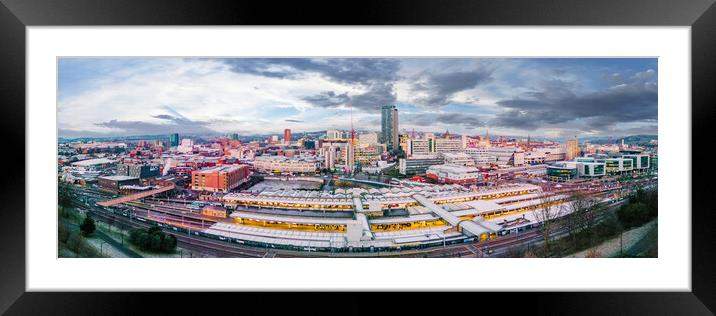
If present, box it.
[229,211,354,225]
[463,200,506,214]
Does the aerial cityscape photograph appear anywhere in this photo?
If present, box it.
[57,57,658,258]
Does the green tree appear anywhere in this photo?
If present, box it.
[150,234,162,250]
[129,229,142,245]
[645,190,658,218]
[595,213,620,239]
[161,235,177,252]
[128,227,177,253]
[66,232,82,252]
[58,185,73,218]
[617,202,650,228]
[79,215,96,236]
[138,232,151,250]
[58,223,70,243]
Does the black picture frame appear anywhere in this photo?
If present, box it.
[1,0,714,314]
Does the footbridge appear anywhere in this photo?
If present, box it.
[412,194,500,238]
[97,184,175,207]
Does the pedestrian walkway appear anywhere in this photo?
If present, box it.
[97,184,175,207]
[412,194,498,238]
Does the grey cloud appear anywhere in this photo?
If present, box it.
[151,114,175,120]
[285,119,304,123]
[404,112,487,129]
[302,82,397,112]
[94,107,216,136]
[491,69,657,132]
[220,58,400,84]
[302,91,351,108]
[413,68,493,107]
[222,58,400,112]
[632,69,656,81]
[602,72,624,84]
[349,82,397,111]
[357,116,381,127]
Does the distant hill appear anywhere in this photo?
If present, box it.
[585,135,657,145]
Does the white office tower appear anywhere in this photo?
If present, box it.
[178,139,194,153]
[326,130,342,140]
[324,146,337,170]
[465,147,497,166]
[359,132,379,145]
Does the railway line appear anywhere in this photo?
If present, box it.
[62,179,650,258]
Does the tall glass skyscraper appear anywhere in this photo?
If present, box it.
[381,105,399,152]
[169,133,180,147]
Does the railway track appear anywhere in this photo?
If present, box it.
[63,182,649,258]
[74,202,267,258]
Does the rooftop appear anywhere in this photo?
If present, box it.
[70,158,115,167]
[99,175,138,181]
[195,164,248,174]
[427,164,480,173]
[463,200,506,214]
[254,155,318,162]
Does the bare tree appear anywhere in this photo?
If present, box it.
[565,191,588,248]
[532,192,564,254]
[580,194,601,232]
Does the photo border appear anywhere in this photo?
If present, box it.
[1,0,714,314]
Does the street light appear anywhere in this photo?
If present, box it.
[100,241,107,257]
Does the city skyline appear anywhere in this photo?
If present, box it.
[58,57,657,139]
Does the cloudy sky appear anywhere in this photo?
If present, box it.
[58,57,657,138]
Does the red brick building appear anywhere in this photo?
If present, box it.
[191,165,250,193]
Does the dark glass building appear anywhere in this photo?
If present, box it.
[169,133,180,147]
[381,105,399,152]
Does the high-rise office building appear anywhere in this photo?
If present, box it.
[358,132,379,145]
[565,137,580,160]
[381,105,399,152]
[326,130,342,140]
[169,133,180,147]
[284,129,292,144]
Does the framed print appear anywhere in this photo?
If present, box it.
[1,0,715,314]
